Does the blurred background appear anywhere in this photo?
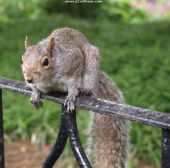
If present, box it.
[0,0,170,168]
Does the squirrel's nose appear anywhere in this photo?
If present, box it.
[27,79,33,83]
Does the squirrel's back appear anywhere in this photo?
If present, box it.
[50,28,129,167]
[49,27,89,47]
[89,72,129,168]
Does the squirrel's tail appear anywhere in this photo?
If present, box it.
[88,72,129,168]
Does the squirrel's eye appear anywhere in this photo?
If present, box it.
[42,58,49,66]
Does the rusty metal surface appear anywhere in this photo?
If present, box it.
[0,90,4,168]
[0,77,170,129]
[161,129,170,168]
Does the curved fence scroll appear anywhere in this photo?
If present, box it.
[0,77,170,168]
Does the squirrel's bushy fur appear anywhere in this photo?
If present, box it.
[88,72,129,168]
[21,27,129,168]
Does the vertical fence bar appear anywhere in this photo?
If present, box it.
[42,105,68,168]
[64,107,92,168]
[0,89,4,168]
[161,129,170,168]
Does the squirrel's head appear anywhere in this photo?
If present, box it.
[21,36,55,84]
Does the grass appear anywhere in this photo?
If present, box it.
[1,15,170,167]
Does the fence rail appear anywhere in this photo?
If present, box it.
[0,77,170,168]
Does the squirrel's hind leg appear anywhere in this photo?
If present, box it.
[81,45,100,96]
[64,75,81,112]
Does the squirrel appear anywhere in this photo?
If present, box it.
[21,27,129,168]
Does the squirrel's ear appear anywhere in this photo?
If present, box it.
[47,38,55,56]
[25,36,30,50]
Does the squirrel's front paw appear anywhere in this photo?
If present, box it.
[30,96,43,110]
[64,96,76,112]
[79,88,93,97]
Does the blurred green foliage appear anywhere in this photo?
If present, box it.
[0,0,44,21]
[1,14,170,167]
[0,0,147,22]
[0,0,170,167]
[42,0,100,18]
[100,0,147,22]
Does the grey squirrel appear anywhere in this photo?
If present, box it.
[21,27,129,168]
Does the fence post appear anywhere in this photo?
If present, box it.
[161,128,170,168]
[0,89,4,168]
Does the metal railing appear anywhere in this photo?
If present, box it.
[0,77,170,168]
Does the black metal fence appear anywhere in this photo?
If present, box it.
[0,77,170,168]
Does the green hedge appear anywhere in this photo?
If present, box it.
[0,0,147,22]
[1,15,170,167]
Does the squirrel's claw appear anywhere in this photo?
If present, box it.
[64,96,76,112]
[30,91,43,110]
[30,98,43,110]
